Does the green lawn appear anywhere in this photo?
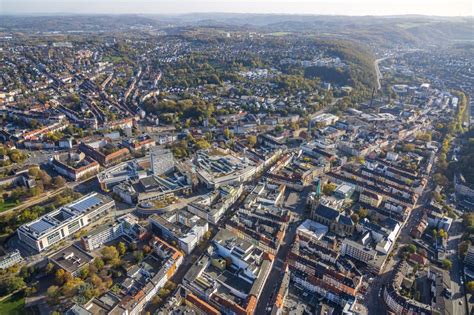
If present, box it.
[0,200,16,212]
[0,293,25,315]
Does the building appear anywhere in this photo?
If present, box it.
[52,152,100,181]
[309,113,339,128]
[0,168,36,190]
[157,285,221,315]
[410,216,428,239]
[286,238,361,310]
[455,173,474,198]
[80,236,184,315]
[427,212,453,232]
[465,246,474,270]
[0,250,22,270]
[225,187,289,254]
[149,211,209,254]
[311,204,355,236]
[79,141,130,167]
[188,184,243,224]
[194,150,257,189]
[49,244,94,277]
[113,170,191,205]
[17,193,115,252]
[97,156,150,191]
[121,135,156,154]
[151,148,175,176]
[81,214,145,251]
[98,153,191,205]
[296,219,329,242]
[340,238,387,274]
[383,262,438,315]
[183,229,273,315]
[359,190,383,208]
[334,183,355,199]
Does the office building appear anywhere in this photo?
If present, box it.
[17,193,115,252]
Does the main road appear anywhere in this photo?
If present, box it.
[254,188,310,314]
[374,57,388,90]
[366,181,433,314]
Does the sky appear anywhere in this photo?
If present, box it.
[1,0,472,16]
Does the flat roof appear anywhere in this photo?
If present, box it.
[297,219,328,241]
[19,193,114,239]
[49,244,94,274]
[29,219,55,234]
[70,195,102,213]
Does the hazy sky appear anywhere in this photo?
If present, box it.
[1,0,472,16]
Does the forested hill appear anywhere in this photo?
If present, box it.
[1,14,472,48]
[304,40,377,93]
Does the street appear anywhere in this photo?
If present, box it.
[255,188,310,314]
[366,182,432,314]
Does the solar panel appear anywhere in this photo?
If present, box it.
[30,219,55,234]
[70,195,102,213]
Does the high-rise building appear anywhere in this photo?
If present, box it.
[150,148,174,176]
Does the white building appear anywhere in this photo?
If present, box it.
[0,250,22,269]
[17,193,115,252]
[149,211,208,254]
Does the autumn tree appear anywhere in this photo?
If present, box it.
[117,242,127,256]
[247,135,257,148]
[101,246,119,263]
[46,285,60,305]
[322,183,337,196]
[53,176,66,188]
[93,258,105,271]
[467,281,474,294]
[441,259,452,270]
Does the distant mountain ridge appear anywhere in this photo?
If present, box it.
[0,14,472,47]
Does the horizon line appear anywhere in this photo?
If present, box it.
[1,12,473,18]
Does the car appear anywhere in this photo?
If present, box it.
[459,300,463,305]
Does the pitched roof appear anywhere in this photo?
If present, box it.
[314,204,339,220]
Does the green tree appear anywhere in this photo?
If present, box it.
[406,244,417,254]
[53,176,66,188]
[433,173,449,187]
[247,135,257,148]
[117,242,127,256]
[441,259,452,270]
[45,262,55,274]
[223,128,233,139]
[358,208,369,219]
[0,275,25,295]
[467,281,474,294]
[46,285,60,305]
[79,267,89,280]
[459,240,471,258]
[133,251,144,263]
[195,139,211,150]
[403,144,415,152]
[94,258,105,271]
[322,183,337,196]
[101,246,119,263]
[55,269,72,285]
